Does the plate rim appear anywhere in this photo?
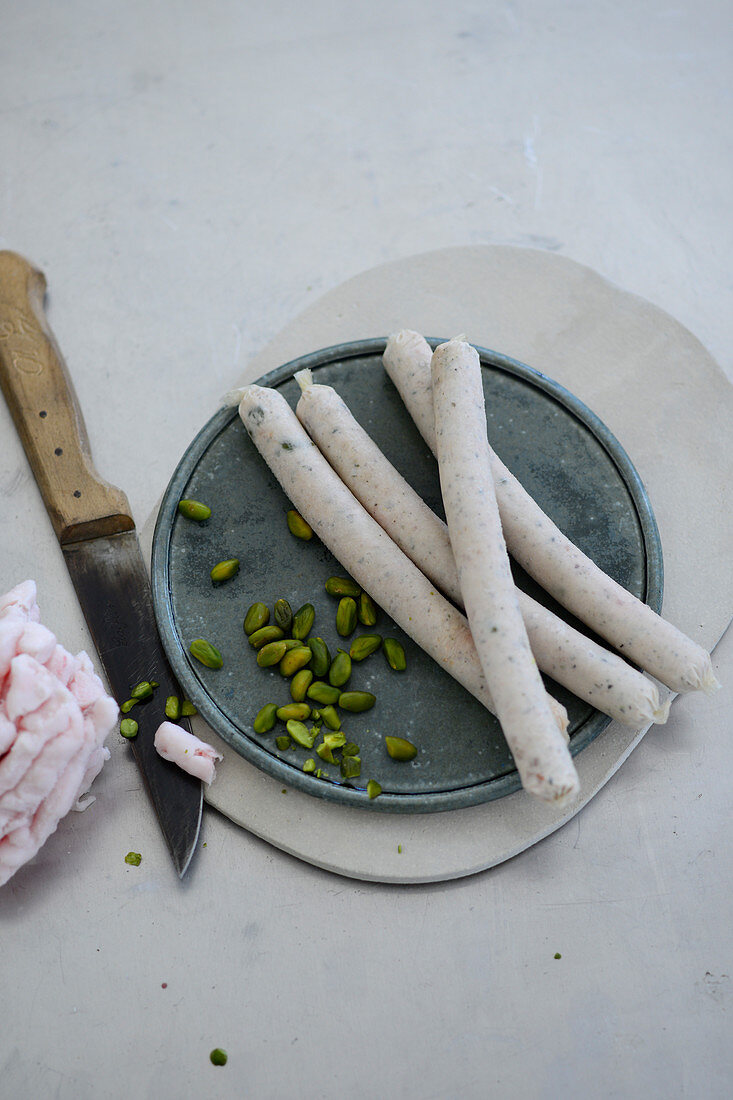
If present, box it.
[151,337,663,813]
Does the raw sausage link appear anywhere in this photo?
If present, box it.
[383,330,718,696]
[430,337,578,805]
[238,385,573,796]
[294,368,669,729]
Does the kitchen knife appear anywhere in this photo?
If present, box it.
[0,251,203,877]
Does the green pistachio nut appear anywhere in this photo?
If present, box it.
[253,703,278,733]
[385,736,417,761]
[120,699,137,713]
[357,591,378,626]
[306,681,341,706]
[323,731,346,750]
[276,703,312,722]
[120,718,139,739]
[243,602,270,636]
[279,645,312,677]
[291,603,316,640]
[273,598,293,633]
[177,499,211,522]
[181,700,197,716]
[290,668,313,702]
[275,734,292,751]
[189,638,223,669]
[257,640,288,667]
[349,634,382,662]
[383,637,407,671]
[336,597,357,637]
[248,624,284,649]
[325,576,362,599]
[210,558,240,583]
[306,636,330,678]
[328,649,352,688]
[287,510,313,540]
[338,690,375,713]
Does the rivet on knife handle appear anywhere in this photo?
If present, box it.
[0,250,134,545]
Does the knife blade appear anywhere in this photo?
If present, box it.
[0,250,203,877]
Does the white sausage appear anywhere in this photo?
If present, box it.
[294,369,669,729]
[238,384,573,791]
[430,337,578,805]
[383,331,718,696]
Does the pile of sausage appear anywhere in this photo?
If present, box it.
[0,580,117,886]
[238,332,719,807]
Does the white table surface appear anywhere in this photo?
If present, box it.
[1,3,731,1098]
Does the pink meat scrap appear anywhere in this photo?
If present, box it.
[154,721,222,785]
[0,581,118,887]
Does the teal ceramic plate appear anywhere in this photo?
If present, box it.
[151,339,663,813]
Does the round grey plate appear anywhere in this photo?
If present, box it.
[151,338,663,814]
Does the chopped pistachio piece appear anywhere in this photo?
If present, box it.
[319,705,341,731]
[286,720,316,749]
[120,718,139,739]
[165,695,181,720]
[385,736,417,761]
[316,742,335,764]
[340,755,361,779]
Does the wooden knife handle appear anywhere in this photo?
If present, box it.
[0,251,135,545]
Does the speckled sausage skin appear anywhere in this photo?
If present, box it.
[383,330,719,697]
[238,385,572,785]
[431,337,579,805]
[294,370,669,729]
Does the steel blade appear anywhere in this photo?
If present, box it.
[63,530,203,877]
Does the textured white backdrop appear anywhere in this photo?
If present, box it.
[1,3,731,1098]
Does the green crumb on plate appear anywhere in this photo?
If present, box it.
[210,1048,228,1066]
[124,851,142,866]
[554,952,562,959]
